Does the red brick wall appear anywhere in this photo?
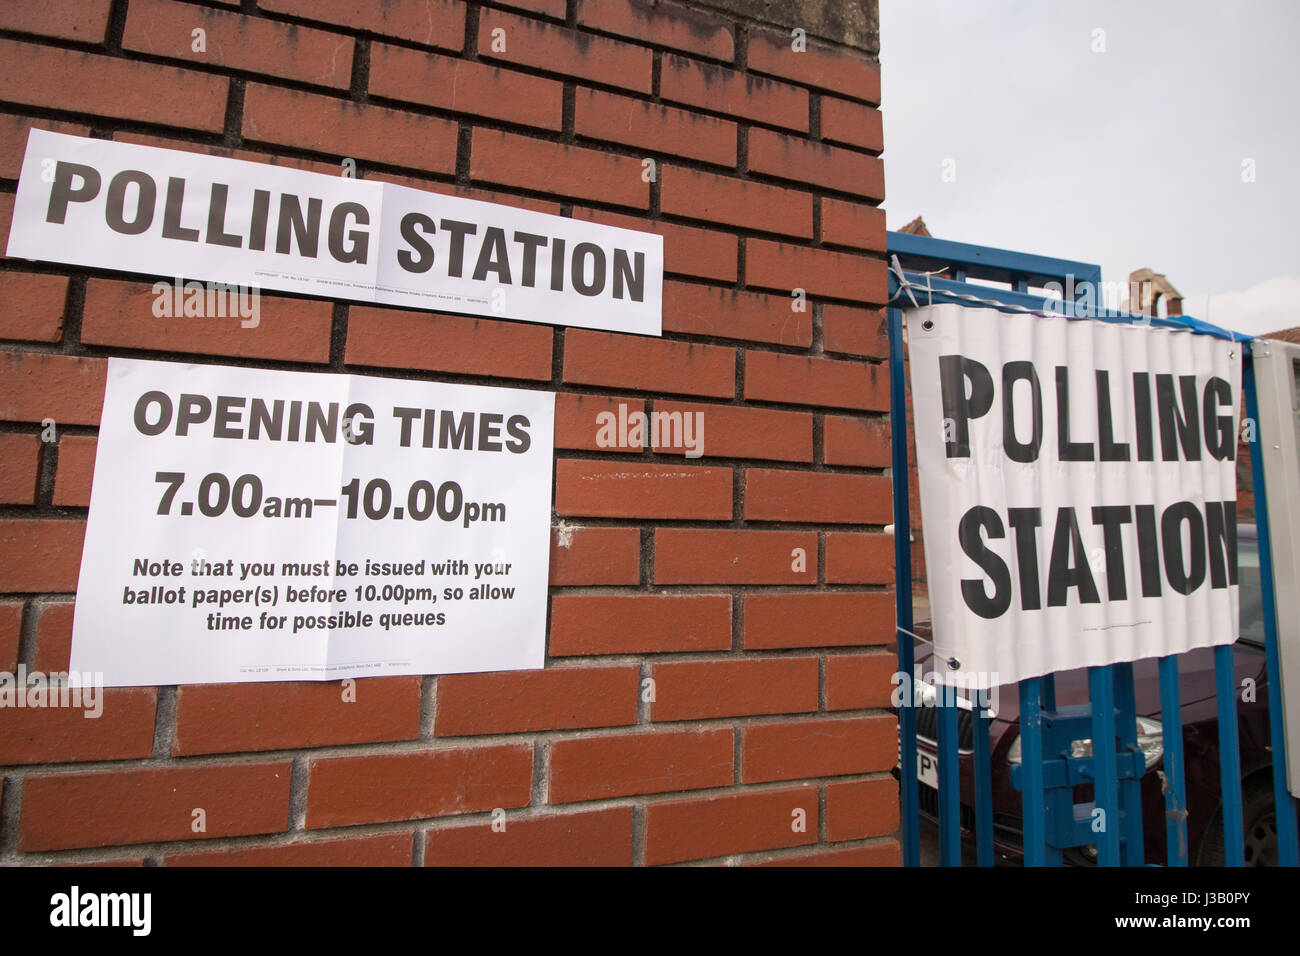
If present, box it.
[0,0,893,866]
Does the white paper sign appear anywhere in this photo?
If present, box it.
[7,129,662,335]
[909,304,1241,687]
[69,358,555,687]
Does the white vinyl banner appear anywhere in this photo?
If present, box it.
[6,129,662,335]
[909,304,1242,687]
[69,358,555,687]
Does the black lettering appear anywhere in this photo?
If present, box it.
[46,161,101,224]
[958,506,1012,619]
[398,212,436,273]
[162,177,199,241]
[1202,376,1235,461]
[1046,507,1101,607]
[571,242,606,296]
[513,231,547,287]
[105,170,156,235]
[505,414,531,453]
[1006,507,1043,610]
[1095,370,1130,461]
[1156,373,1201,462]
[1001,361,1043,463]
[612,249,645,301]
[1162,501,1206,594]
[472,226,512,283]
[276,194,322,257]
[206,183,243,248]
[440,219,477,277]
[1055,366,1094,461]
[938,354,994,458]
[1091,505,1133,601]
[1205,500,1238,588]
[328,202,370,264]
[134,390,172,436]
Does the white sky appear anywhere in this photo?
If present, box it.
[880,0,1300,335]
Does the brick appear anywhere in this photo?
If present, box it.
[20,761,292,851]
[51,435,96,508]
[0,433,40,505]
[435,665,638,735]
[555,393,645,453]
[661,54,808,132]
[825,532,893,584]
[550,728,733,803]
[124,0,354,88]
[824,415,890,468]
[826,652,896,710]
[746,239,888,303]
[821,198,886,252]
[744,468,891,525]
[821,96,884,152]
[345,305,553,380]
[654,529,815,584]
[549,526,641,586]
[650,657,818,721]
[823,305,889,358]
[741,715,897,783]
[167,833,413,867]
[745,351,889,411]
[662,166,812,239]
[33,601,73,672]
[259,0,465,50]
[0,353,104,426]
[370,43,562,131]
[426,807,633,865]
[0,116,88,179]
[645,785,817,865]
[758,841,899,866]
[113,130,340,176]
[574,88,736,166]
[306,745,532,828]
[0,272,68,343]
[0,520,85,593]
[750,128,885,199]
[555,459,732,519]
[173,676,422,755]
[0,39,227,132]
[0,601,20,673]
[573,208,737,282]
[577,0,733,60]
[549,593,731,656]
[365,168,563,215]
[747,29,882,104]
[478,9,652,94]
[471,128,648,208]
[662,282,810,347]
[742,592,894,649]
[0,689,156,765]
[496,0,565,16]
[243,82,457,175]
[0,0,112,42]
[652,400,812,462]
[81,280,333,364]
[563,329,735,398]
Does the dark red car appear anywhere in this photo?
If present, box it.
[902,524,1292,866]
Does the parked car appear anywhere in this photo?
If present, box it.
[899,524,1294,865]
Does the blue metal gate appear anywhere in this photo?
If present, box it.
[887,230,1300,867]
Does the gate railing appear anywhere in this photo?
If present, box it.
[886,229,1300,867]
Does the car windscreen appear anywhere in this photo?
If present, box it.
[1239,535,1265,648]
